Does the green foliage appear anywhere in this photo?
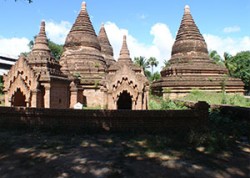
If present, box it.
[149,95,187,110]
[26,37,63,60]
[182,90,250,107]
[163,59,170,68]
[149,71,161,82]
[225,51,250,92]
[133,56,160,82]
[209,50,224,66]
[189,109,250,153]
[0,76,3,94]
[147,57,159,74]
[73,73,81,79]
[48,41,63,60]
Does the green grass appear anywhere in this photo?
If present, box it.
[181,90,250,107]
[149,95,187,110]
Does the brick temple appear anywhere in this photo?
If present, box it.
[152,5,244,99]
[3,2,149,109]
[3,3,244,109]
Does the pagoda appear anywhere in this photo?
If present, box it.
[60,2,106,82]
[152,5,244,99]
[98,24,116,67]
[101,35,149,109]
[4,21,70,108]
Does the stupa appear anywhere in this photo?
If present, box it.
[101,35,149,109]
[152,5,244,99]
[98,24,116,67]
[60,2,106,82]
[58,2,149,109]
[4,21,70,108]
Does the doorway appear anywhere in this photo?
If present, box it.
[12,88,26,107]
[117,91,132,109]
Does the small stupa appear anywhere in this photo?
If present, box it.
[98,24,116,67]
[101,35,149,109]
[152,5,244,99]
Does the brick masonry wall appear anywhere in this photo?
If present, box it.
[0,102,209,132]
[176,99,250,121]
[211,104,250,121]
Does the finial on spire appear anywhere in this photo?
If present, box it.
[81,1,86,10]
[40,21,46,33]
[184,5,190,13]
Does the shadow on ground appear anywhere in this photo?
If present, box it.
[0,129,249,178]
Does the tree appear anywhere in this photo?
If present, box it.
[225,51,250,92]
[147,57,159,74]
[209,50,224,65]
[133,56,149,71]
[224,52,235,76]
[24,37,63,60]
[133,56,150,77]
[48,41,63,60]
[163,59,170,68]
[150,71,161,82]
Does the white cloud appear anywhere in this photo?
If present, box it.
[0,37,30,58]
[223,26,241,33]
[104,22,174,71]
[45,20,71,44]
[204,34,250,57]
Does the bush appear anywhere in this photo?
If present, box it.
[149,95,187,110]
[182,90,250,107]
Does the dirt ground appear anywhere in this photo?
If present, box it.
[0,129,249,178]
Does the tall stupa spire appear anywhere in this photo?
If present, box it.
[81,1,86,10]
[184,5,190,14]
[118,35,131,63]
[32,21,50,53]
[98,23,115,65]
[64,1,101,51]
[60,1,106,83]
[172,5,208,57]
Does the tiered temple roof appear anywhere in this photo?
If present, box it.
[27,21,68,81]
[60,2,106,85]
[109,35,141,73]
[152,5,244,98]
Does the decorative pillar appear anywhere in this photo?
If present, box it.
[44,84,51,108]
[70,88,78,108]
[136,92,142,110]
[132,98,136,110]
[31,90,38,107]
[143,90,149,110]
[107,92,113,109]
[5,95,11,107]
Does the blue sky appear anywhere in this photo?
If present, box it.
[0,0,250,70]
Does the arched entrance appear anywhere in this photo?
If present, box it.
[12,88,26,107]
[117,91,132,109]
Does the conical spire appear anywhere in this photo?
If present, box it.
[98,23,115,64]
[32,21,50,53]
[60,2,106,83]
[64,1,101,50]
[118,35,132,63]
[171,5,208,57]
[27,21,67,79]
